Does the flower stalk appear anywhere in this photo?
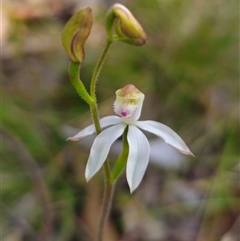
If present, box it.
[88,40,114,241]
[97,161,114,241]
[65,19,114,237]
[68,62,94,105]
[68,38,114,241]
[90,40,112,99]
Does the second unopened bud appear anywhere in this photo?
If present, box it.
[106,4,147,46]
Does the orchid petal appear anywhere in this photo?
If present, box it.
[136,121,193,156]
[67,115,122,141]
[85,123,126,181]
[126,125,150,193]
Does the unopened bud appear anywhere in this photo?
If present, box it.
[106,4,147,46]
[62,7,93,62]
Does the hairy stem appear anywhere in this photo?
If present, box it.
[68,61,94,105]
[97,162,114,241]
[90,40,112,99]
[88,39,114,241]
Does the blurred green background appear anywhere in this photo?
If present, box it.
[2,0,239,240]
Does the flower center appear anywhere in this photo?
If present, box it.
[113,84,145,122]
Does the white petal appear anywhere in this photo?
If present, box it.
[126,125,150,193]
[136,121,193,156]
[85,123,126,181]
[67,115,122,141]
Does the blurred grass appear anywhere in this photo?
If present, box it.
[2,0,239,240]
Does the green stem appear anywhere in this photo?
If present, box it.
[90,40,112,98]
[88,39,114,241]
[97,162,114,241]
[68,62,94,105]
[90,102,101,134]
[69,38,115,241]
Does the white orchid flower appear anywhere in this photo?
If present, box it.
[68,84,193,192]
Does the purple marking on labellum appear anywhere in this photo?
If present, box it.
[121,111,127,117]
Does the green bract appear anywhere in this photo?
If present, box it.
[106,3,147,46]
[62,7,93,62]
